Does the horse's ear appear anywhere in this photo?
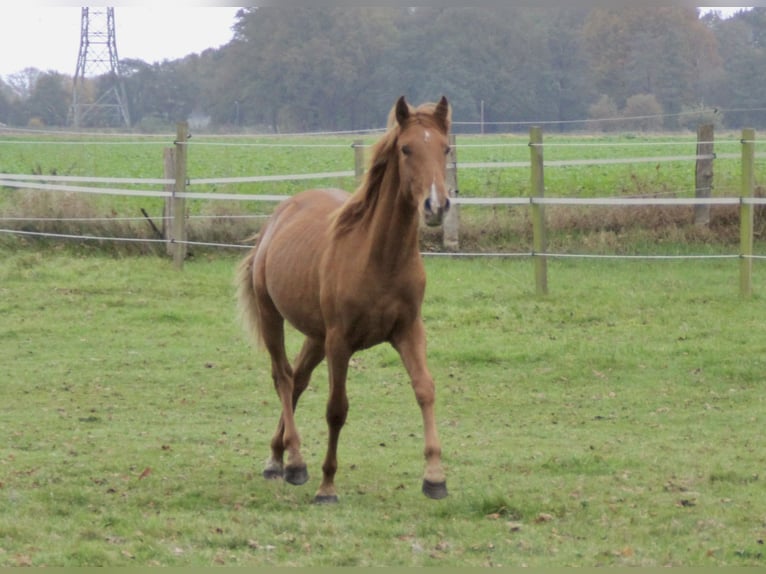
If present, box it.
[395,96,410,127]
[434,96,451,133]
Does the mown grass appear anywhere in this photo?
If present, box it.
[1,246,765,566]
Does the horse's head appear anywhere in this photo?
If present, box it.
[394,96,452,227]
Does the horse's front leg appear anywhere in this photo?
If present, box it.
[392,318,447,499]
[314,332,351,504]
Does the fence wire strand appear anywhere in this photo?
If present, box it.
[1,228,761,261]
[2,125,764,271]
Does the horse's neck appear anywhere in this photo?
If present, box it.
[366,169,421,271]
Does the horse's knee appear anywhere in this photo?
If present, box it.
[325,401,348,428]
[271,364,293,385]
[411,377,435,407]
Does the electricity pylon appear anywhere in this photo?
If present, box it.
[69,7,131,127]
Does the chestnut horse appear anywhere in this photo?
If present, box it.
[237,96,452,503]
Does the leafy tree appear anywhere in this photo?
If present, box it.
[545,7,595,130]
[0,77,12,124]
[5,68,42,100]
[385,7,591,131]
[10,7,766,132]
[222,7,400,131]
[588,94,620,131]
[26,72,71,126]
[122,58,199,128]
[583,6,718,126]
[706,8,766,128]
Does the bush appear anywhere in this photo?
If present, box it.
[677,103,724,131]
[587,95,621,132]
[621,93,663,131]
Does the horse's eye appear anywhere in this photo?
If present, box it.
[401,145,412,157]
[444,145,451,156]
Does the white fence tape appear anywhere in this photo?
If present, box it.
[2,136,764,264]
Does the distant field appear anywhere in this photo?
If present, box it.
[0,129,753,200]
[1,249,765,566]
[0,129,762,254]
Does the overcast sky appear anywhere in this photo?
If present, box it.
[0,5,752,80]
[0,6,240,78]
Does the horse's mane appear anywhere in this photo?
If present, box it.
[331,100,447,238]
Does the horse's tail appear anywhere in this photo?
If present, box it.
[236,244,263,348]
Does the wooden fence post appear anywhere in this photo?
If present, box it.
[353,139,365,186]
[530,126,548,295]
[443,134,460,251]
[163,147,175,256]
[171,121,189,270]
[694,123,714,226]
[740,127,755,298]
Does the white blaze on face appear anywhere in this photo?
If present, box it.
[430,179,438,210]
[423,130,431,143]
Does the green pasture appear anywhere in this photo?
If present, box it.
[0,130,755,212]
[1,247,765,566]
[2,130,761,258]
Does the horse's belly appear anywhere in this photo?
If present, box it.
[258,190,347,339]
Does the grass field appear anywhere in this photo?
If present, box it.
[0,129,756,207]
[1,246,765,566]
[2,129,763,257]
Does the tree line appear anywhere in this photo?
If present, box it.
[2,7,766,132]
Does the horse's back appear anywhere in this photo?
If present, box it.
[252,188,349,337]
[259,188,348,248]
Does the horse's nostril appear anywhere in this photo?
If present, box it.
[425,197,450,214]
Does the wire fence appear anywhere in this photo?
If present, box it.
[3,229,766,263]
[0,150,761,227]
[0,123,763,294]
[1,103,758,139]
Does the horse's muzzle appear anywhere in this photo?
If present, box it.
[424,195,451,227]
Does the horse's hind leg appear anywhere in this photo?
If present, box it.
[265,337,325,484]
[258,299,309,485]
[291,336,325,408]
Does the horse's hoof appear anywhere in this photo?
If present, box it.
[422,479,448,499]
[284,464,309,486]
[313,494,339,504]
